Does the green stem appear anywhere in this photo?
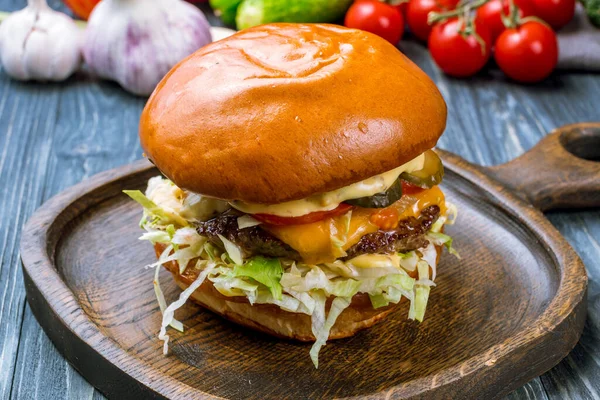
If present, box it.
[428,0,488,25]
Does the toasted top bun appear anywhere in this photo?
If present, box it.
[140,23,447,204]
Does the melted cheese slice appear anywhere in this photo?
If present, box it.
[264,186,446,264]
[230,153,425,217]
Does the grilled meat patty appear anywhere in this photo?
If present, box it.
[342,205,440,259]
[197,213,301,260]
[196,205,440,262]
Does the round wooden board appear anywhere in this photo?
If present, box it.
[20,144,589,399]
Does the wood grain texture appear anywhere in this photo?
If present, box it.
[487,123,600,210]
[17,144,588,400]
[1,1,599,399]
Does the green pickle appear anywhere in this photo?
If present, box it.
[346,179,403,208]
[400,150,444,189]
[345,150,443,208]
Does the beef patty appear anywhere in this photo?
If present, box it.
[196,205,440,262]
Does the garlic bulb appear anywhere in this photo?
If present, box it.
[0,0,82,81]
[83,0,212,96]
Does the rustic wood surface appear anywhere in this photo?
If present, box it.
[18,149,589,399]
[0,0,599,399]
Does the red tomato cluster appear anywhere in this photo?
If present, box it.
[344,0,572,83]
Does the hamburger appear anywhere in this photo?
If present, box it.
[125,23,458,367]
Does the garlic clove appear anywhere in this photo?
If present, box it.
[0,0,82,82]
[83,0,213,96]
[210,26,236,42]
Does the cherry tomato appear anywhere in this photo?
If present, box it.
[345,0,405,44]
[475,0,536,43]
[253,203,354,226]
[394,1,409,16]
[529,0,576,30]
[494,21,558,83]
[62,0,100,19]
[428,17,492,77]
[406,0,460,41]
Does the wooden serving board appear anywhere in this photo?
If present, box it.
[20,123,599,399]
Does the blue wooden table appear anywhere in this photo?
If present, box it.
[0,0,599,398]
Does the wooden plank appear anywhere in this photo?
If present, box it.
[7,77,145,399]
[0,78,60,400]
[9,304,96,400]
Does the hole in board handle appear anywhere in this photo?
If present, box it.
[559,126,600,162]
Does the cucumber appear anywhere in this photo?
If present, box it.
[210,0,244,27]
[581,0,600,27]
[236,0,353,30]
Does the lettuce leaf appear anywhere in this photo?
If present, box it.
[310,296,352,368]
[280,267,360,298]
[237,215,262,229]
[217,234,244,265]
[234,256,283,300]
[124,190,187,227]
[427,232,460,258]
[159,262,216,354]
[408,261,432,322]
[139,230,171,244]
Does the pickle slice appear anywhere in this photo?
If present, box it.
[345,178,403,208]
[400,150,444,188]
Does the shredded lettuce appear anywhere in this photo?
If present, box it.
[281,267,361,297]
[445,202,458,225]
[151,244,184,332]
[369,293,389,309]
[310,296,352,368]
[309,291,327,367]
[159,262,216,354]
[255,290,307,313]
[285,289,317,314]
[124,190,188,227]
[154,264,184,332]
[398,251,418,271]
[420,243,439,281]
[367,274,415,309]
[237,215,262,229]
[203,242,218,261]
[217,234,244,265]
[139,230,171,244]
[427,232,460,258]
[234,256,284,300]
[409,261,432,322]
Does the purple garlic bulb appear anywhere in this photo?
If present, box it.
[83,0,212,96]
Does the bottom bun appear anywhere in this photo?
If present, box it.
[154,243,442,342]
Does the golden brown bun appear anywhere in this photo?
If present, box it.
[155,243,442,341]
[140,23,447,204]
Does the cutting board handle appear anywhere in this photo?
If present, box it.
[486,122,600,211]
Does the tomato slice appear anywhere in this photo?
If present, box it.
[253,203,354,226]
[253,183,425,226]
[401,180,426,195]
